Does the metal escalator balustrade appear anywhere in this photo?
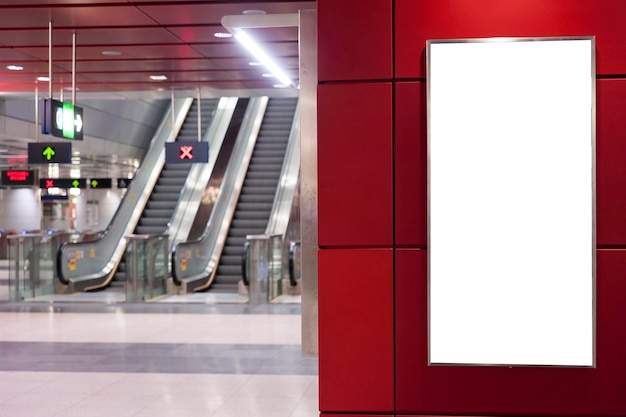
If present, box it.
[56,97,193,292]
[111,99,218,288]
[171,97,269,293]
[213,97,299,293]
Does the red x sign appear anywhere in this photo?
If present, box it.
[46,179,55,188]
[180,145,193,160]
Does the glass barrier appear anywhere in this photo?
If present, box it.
[7,234,56,301]
[6,230,106,301]
[125,234,170,302]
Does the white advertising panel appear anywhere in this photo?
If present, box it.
[428,38,595,367]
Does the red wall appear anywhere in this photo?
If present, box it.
[318,0,626,416]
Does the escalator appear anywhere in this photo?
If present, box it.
[57,97,239,293]
[110,99,217,288]
[212,98,298,292]
[171,96,300,294]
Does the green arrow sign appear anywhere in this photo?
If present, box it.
[42,146,56,161]
[72,179,80,188]
[91,179,98,188]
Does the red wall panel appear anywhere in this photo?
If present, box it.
[395,82,427,246]
[396,249,626,415]
[395,0,626,79]
[318,83,393,247]
[319,249,394,413]
[597,79,626,245]
[318,0,392,81]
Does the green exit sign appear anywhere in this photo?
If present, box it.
[42,99,84,140]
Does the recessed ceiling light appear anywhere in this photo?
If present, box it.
[249,61,262,66]
[37,76,50,82]
[102,50,122,56]
[273,84,290,88]
[7,65,23,71]
[243,9,266,15]
[150,75,168,81]
[262,73,274,78]
[214,32,233,38]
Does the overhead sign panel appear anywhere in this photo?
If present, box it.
[88,178,112,189]
[28,142,72,164]
[42,99,84,140]
[165,141,209,163]
[40,178,87,189]
[1,170,37,187]
[117,178,132,189]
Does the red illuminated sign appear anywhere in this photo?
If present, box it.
[7,171,29,181]
[180,145,193,160]
[46,179,54,188]
[1,170,37,187]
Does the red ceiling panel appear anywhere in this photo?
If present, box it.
[165,25,225,44]
[82,70,239,83]
[12,44,205,61]
[137,2,314,25]
[205,56,300,70]
[56,58,223,73]
[193,42,298,59]
[0,6,156,28]
[166,25,298,44]
[0,27,182,47]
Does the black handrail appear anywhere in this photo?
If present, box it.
[241,240,250,286]
[288,241,300,287]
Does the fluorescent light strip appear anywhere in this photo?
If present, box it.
[233,29,293,86]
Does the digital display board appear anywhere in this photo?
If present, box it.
[42,99,84,140]
[1,170,37,187]
[88,178,112,189]
[117,178,132,189]
[40,178,86,189]
[165,141,209,163]
[28,142,72,164]
[428,38,594,367]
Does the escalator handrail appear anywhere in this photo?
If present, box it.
[56,98,194,290]
[288,240,300,287]
[241,240,250,286]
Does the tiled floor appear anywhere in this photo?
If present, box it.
[0,263,319,417]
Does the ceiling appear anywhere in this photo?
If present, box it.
[0,1,313,183]
[0,0,314,96]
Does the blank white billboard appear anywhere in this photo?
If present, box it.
[428,38,595,367]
